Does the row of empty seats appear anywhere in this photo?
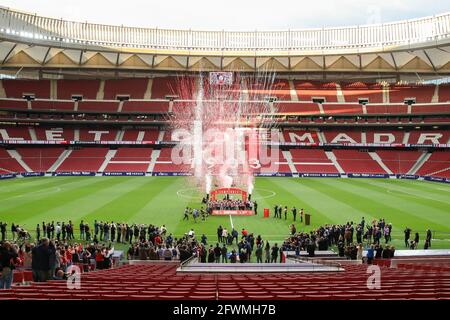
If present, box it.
[1,79,449,103]
[1,98,448,115]
[0,262,449,300]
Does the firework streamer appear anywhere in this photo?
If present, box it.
[169,70,280,195]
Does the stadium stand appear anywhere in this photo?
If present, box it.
[374,150,422,174]
[2,80,51,99]
[1,261,449,300]
[16,147,64,172]
[57,80,101,100]
[77,101,119,113]
[55,148,109,172]
[332,150,386,174]
[340,82,383,103]
[294,81,338,102]
[0,148,26,172]
[32,100,75,111]
[416,151,450,177]
[389,84,435,103]
[103,79,150,100]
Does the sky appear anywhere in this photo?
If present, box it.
[1,0,449,31]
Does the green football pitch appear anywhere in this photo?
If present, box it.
[1,176,450,249]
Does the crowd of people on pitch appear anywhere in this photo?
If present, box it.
[197,226,283,264]
[281,217,397,261]
[273,205,304,222]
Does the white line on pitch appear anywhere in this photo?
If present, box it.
[229,214,234,229]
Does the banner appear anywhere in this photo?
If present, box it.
[52,172,96,176]
[212,210,254,216]
[1,139,449,149]
[103,172,145,176]
[300,173,341,178]
[151,172,193,176]
[347,173,391,178]
[0,173,16,179]
[21,172,45,177]
[210,188,248,201]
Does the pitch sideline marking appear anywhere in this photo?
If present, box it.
[229,214,234,229]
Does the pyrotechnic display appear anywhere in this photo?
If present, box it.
[169,72,281,195]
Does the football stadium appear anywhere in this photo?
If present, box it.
[0,0,449,306]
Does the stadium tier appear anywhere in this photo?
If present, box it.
[0,5,450,305]
[1,80,450,112]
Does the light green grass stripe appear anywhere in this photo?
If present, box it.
[361,179,450,205]
[0,177,125,223]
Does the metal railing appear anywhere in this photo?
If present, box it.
[0,7,449,51]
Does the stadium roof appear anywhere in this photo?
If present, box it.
[0,6,449,76]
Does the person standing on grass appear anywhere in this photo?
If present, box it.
[230,250,237,263]
[183,207,189,221]
[414,232,420,248]
[36,224,41,241]
[50,221,55,239]
[80,220,85,240]
[111,222,116,242]
[270,243,279,263]
[221,244,228,263]
[232,228,238,245]
[56,222,61,242]
[11,223,17,241]
[222,228,228,243]
[255,244,263,263]
[217,226,223,243]
[274,205,278,218]
[404,227,411,247]
[116,224,122,243]
[284,206,288,220]
[278,206,282,220]
[99,221,104,241]
[264,242,271,263]
[61,222,66,241]
[1,222,7,241]
[253,201,258,215]
[85,223,91,242]
[291,207,297,222]
[94,220,99,238]
[426,229,432,248]
[300,208,304,223]
[208,245,215,263]
[214,243,221,263]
